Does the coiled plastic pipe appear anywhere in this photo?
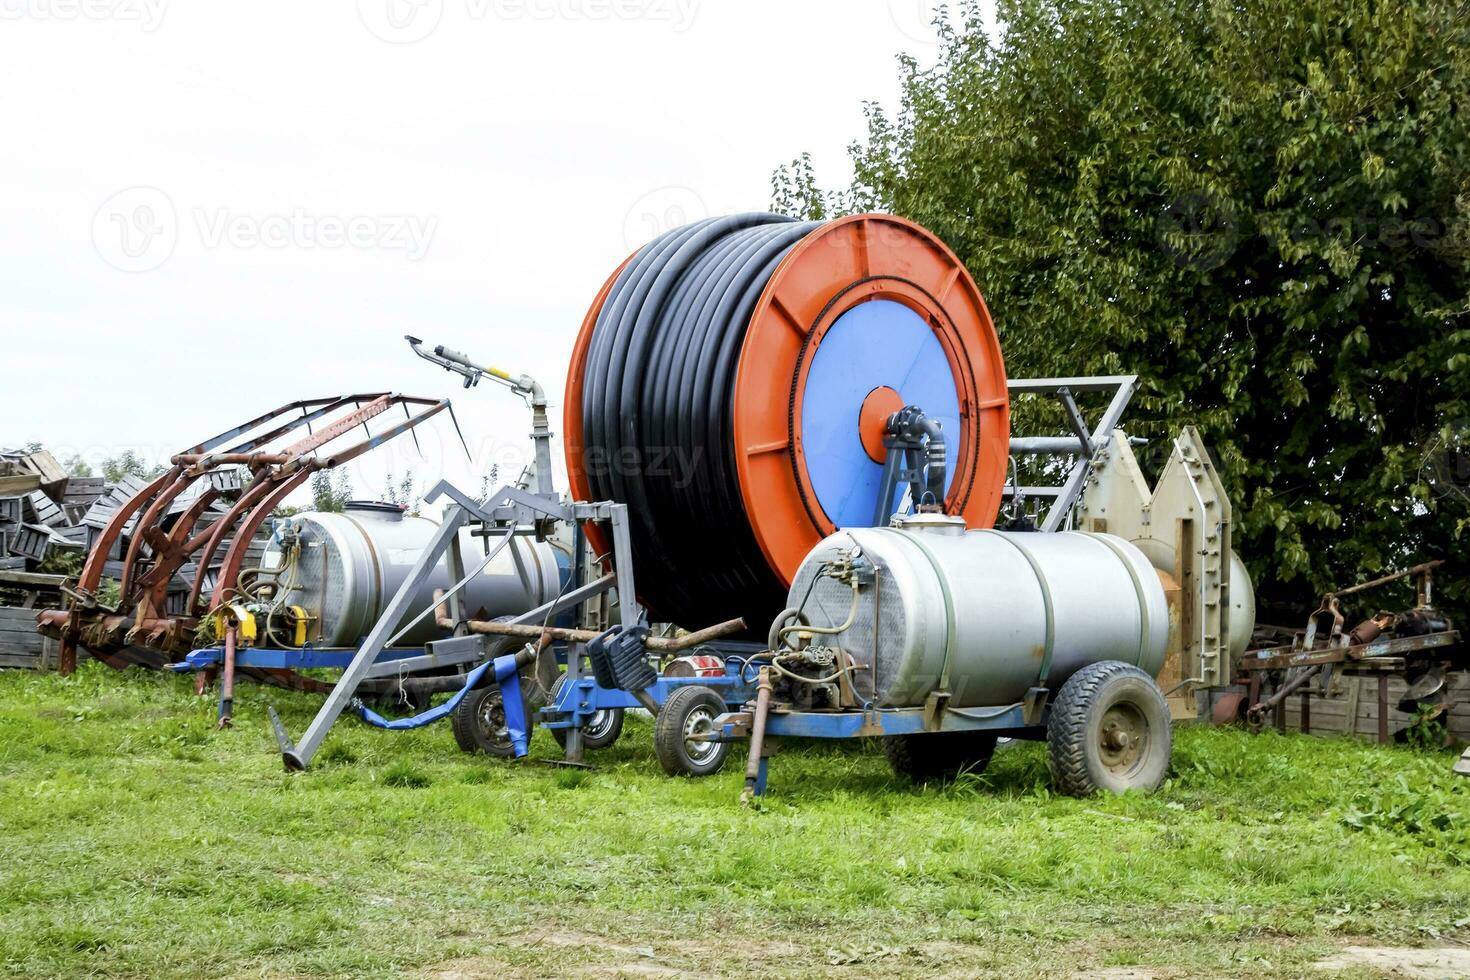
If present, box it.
[579,214,819,628]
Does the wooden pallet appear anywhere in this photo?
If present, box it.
[0,605,54,669]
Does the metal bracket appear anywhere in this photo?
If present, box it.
[922,689,951,731]
[1005,375,1138,532]
[1022,686,1050,726]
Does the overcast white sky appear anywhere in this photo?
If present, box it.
[0,0,991,508]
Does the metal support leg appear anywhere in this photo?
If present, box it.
[607,505,640,630]
[217,625,237,729]
[278,506,471,770]
[445,533,466,627]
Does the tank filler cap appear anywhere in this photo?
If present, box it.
[343,500,409,521]
[891,512,966,536]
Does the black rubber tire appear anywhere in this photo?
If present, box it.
[882,732,999,784]
[547,674,625,751]
[654,685,731,777]
[1047,660,1171,797]
[451,682,533,758]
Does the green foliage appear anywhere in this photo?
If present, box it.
[1342,774,1467,861]
[477,463,501,502]
[59,454,92,479]
[35,549,84,578]
[96,577,121,609]
[775,0,1470,619]
[381,471,420,516]
[100,450,165,484]
[308,470,352,514]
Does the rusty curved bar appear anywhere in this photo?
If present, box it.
[207,398,451,610]
[185,471,295,615]
[55,469,180,672]
[135,488,221,602]
[52,393,452,673]
[207,470,313,611]
[117,467,195,600]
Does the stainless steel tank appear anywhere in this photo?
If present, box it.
[786,513,1169,708]
[260,502,562,648]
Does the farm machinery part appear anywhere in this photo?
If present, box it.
[317,214,1254,790]
[564,212,1010,634]
[35,394,452,680]
[169,496,567,727]
[1075,426,1256,717]
[683,512,1184,801]
[1234,560,1464,745]
[651,422,1256,801]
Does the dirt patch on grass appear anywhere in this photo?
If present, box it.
[422,927,1003,978]
[1314,945,1470,977]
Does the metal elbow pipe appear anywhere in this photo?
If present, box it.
[916,416,946,503]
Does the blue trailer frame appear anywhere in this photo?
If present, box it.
[710,687,1052,797]
[539,659,760,736]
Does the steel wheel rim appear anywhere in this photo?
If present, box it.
[1098,701,1148,776]
[478,692,509,747]
[682,705,719,764]
[585,708,616,741]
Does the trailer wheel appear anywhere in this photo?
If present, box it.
[547,674,625,751]
[1047,660,1171,796]
[654,685,730,777]
[452,682,532,758]
[883,732,998,784]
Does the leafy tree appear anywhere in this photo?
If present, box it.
[775,0,1470,620]
[309,470,352,513]
[61,454,94,478]
[381,471,421,517]
[101,450,165,484]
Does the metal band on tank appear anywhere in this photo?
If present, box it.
[876,528,958,693]
[976,530,1057,683]
[1070,532,1150,666]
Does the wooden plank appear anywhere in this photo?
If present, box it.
[0,571,66,587]
[0,475,42,497]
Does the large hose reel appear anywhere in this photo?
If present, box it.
[565,212,1010,629]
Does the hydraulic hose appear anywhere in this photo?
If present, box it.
[578,213,820,628]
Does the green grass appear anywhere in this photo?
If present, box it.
[0,664,1466,978]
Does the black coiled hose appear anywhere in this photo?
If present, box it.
[578,213,821,628]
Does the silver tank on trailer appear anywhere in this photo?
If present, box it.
[785,513,1169,708]
[261,501,562,648]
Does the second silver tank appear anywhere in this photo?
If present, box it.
[785,514,1169,708]
[260,501,564,648]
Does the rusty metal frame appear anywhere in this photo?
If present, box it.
[37,394,449,673]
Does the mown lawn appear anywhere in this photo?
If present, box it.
[0,664,1466,978]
